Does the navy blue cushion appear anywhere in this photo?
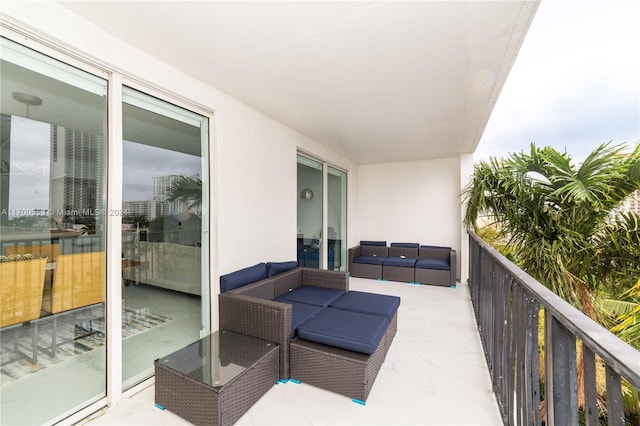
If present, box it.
[383,256,417,267]
[390,242,419,248]
[220,263,267,293]
[276,301,323,335]
[353,255,386,265]
[266,261,298,277]
[415,258,450,271]
[297,308,390,354]
[360,240,387,247]
[420,245,451,250]
[330,291,400,317]
[275,286,345,307]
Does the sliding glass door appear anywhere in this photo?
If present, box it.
[1,36,211,424]
[121,87,209,389]
[1,37,108,425]
[297,155,323,268]
[327,166,347,271]
[297,155,347,271]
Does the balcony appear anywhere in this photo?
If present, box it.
[86,277,500,425]
[85,234,640,426]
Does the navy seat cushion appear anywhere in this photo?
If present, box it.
[415,258,450,271]
[275,286,345,307]
[383,256,417,268]
[390,242,419,248]
[330,291,400,317]
[266,261,298,277]
[277,301,323,335]
[353,255,386,265]
[297,308,390,355]
[220,263,267,293]
[360,240,387,247]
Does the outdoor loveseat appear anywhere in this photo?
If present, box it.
[218,262,400,403]
[349,241,457,287]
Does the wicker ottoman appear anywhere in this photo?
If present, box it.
[290,311,397,404]
[155,330,279,426]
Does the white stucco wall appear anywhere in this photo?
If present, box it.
[356,157,462,279]
[0,3,355,291]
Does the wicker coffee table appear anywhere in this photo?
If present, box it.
[155,330,279,426]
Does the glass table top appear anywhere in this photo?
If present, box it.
[156,330,276,390]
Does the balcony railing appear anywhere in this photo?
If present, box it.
[469,232,640,426]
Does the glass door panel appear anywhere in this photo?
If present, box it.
[121,87,209,389]
[297,155,323,268]
[328,167,347,271]
[1,37,108,425]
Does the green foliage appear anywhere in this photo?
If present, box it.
[610,279,640,350]
[463,142,640,314]
[167,176,202,213]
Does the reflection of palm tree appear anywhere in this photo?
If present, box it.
[168,176,202,214]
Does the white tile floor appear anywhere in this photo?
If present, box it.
[84,277,503,425]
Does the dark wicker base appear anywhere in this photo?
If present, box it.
[350,263,383,279]
[382,265,415,283]
[384,312,398,350]
[290,312,397,402]
[415,268,451,286]
[155,347,278,426]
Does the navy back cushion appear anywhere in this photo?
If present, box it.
[420,245,451,250]
[390,242,419,248]
[360,240,387,247]
[220,263,267,293]
[266,261,298,277]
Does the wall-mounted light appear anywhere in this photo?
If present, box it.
[300,188,313,200]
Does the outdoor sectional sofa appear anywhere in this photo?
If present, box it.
[218,261,400,404]
[349,241,457,287]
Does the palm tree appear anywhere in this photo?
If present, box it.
[463,142,640,316]
[463,142,640,422]
[167,175,202,214]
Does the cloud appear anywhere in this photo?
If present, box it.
[123,141,201,201]
[476,0,640,163]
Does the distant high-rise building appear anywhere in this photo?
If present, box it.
[153,175,189,216]
[50,125,104,227]
[122,199,168,222]
[620,190,640,215]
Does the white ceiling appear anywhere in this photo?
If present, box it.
[58,1,539,164]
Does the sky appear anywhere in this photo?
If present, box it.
[474,0,640,163]
[123,141,201,202]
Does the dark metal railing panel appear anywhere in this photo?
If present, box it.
[583,345,599,426]
[524,293,541,426]
[545,314,578,425]
[605,366,624,426]
[469,232,640,426]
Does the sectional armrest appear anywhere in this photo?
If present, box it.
[348,245,362,263]
[449,249,457,284]
[301,268,349,291]
[273,267,349,296]
[219,293,292,379]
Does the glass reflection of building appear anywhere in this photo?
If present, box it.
[50,124,104,229]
